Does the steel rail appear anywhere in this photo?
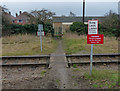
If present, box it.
[1,55,50,59]
[66,53,120,57]
[1,63,49,67]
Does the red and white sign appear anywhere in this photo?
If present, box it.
[87,34,104,44]
[88,20,98,34]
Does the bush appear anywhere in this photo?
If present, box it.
[70,21,120,38]
[70,22,87,35]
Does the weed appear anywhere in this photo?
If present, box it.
[73,68,80,72]
[72,76,76,78]
[93,84,98,88]
[56,79,60,85]
[40,70,46,76]
[73,64,77,68]
[73,83,78,86]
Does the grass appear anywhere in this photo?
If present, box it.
[40,70,47,76]
[56,79,60,85]
[84,68,118,89]
[63,33,118,54]
[2,34,58,56]
[73,64,77,68]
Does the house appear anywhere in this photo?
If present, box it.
[53,16,104,34]
[14,11,31,25]
[4,11,31,25]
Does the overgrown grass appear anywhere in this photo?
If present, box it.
[84,68,119,89]
[63,33,118,54]
[2,34,58,56]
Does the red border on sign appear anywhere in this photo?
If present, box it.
[88,20,98,34]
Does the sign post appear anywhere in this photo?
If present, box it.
[88,20,98,75]
[90,44,93,75]
[38,24,43,52]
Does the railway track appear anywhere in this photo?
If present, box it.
[1,55,50,68]
[66,53,120,67]
[1,53,120,68]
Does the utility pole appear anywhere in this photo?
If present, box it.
[83,0,85,23]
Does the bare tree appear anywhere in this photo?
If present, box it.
[30,9,55,24]
[69,11,76,17]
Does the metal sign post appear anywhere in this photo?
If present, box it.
[38,24,43,52]
[90,44,93,75]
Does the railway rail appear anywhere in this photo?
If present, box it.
[66,53,120,67]
[1,55,50,68]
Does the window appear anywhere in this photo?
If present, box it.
[17,19,23,23]
[19,20,23,23]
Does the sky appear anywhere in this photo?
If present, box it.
[1,1,119,17]
[1,0,120,2]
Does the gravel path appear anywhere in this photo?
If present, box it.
[46,40,68,89]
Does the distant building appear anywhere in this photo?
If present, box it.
[14,11,31,25]
[53,16,104,34]
[4,11,31,25]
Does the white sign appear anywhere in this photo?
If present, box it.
[88,20,98,34]
[38,24,43,31]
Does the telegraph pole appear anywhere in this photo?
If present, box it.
[83,0,85,23]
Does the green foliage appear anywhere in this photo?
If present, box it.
[3,23,54,36]
[44,22,54,36]
[70,11,119,38]
[70,22,87,35]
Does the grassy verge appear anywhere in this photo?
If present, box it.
[2,34,58,56]
[63,33,118,54]
[84,68,119,89]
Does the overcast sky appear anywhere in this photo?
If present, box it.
[1,1,119,17]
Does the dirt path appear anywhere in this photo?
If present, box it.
[46,40,68,89]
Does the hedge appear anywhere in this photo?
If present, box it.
[2,23,54,36]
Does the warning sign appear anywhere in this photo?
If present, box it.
[88,20,98,34]
[87,34,104,44]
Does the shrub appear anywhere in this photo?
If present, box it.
[70,22,87,35]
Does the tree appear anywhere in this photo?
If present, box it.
[69,11,76,17]
[100,10,119,38]
[30,9,56,24]
[1,5,11,26]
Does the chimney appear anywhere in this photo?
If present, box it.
[20,11,22,15]
[16,13,18,17]
[9,12,11,15]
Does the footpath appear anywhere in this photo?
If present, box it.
[46,40,68,89]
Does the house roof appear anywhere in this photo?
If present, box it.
[53,16,104,22]
[16,12,30,20]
